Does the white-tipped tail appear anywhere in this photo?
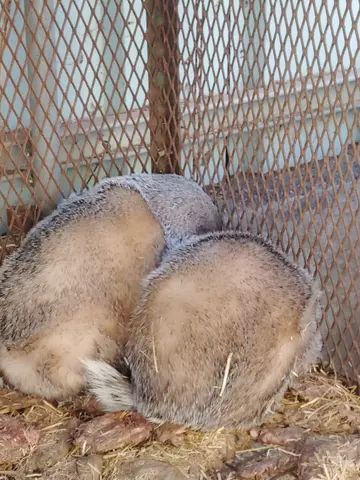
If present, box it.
[82,359,134,412]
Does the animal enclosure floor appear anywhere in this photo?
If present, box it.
[0,368,359,479]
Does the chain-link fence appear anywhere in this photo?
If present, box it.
[0,0,359,383]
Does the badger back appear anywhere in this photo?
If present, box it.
[115,173,223,248]
[124,230,322,430]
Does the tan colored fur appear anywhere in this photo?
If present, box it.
[0,188,166,399]
[93,231,322,430]
[0,173,222,400]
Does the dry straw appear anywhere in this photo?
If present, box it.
[0,368,359,478]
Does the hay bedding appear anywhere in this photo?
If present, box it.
[0,368,359,479]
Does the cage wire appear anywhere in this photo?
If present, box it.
[0,0,359,384]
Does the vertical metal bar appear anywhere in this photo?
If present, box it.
[244,0,266,91]
[238,0,267,173]
[145,0,180,174]
[165,0,181,174]
[0,0,12,157]
[25,0,61,215]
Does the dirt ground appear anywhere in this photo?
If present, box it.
[0,368,359,479]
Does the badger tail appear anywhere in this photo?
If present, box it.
[82,359,135,412]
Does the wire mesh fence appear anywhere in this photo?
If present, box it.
[0,0,359,384]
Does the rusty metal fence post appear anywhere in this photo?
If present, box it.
[145,0,181,174]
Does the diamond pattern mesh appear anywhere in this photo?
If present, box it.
[0,0,359,382]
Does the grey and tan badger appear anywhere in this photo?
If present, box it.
[0,173,222,400]
[85,230,323,431]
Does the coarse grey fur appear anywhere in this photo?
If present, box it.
[0,173,222,400]
[112,174,223,249]
[85,230,323,431]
